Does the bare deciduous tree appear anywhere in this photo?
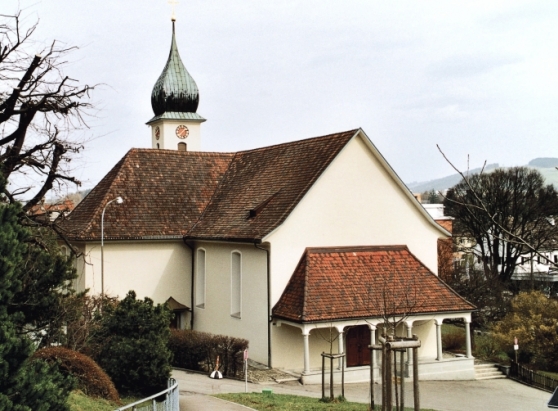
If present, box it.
[0,11,93,217]
[439,148,558,284]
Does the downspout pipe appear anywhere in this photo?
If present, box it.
[183,239,195,330]
[255,241,271,368]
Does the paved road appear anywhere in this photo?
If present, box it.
[173,369,551,411]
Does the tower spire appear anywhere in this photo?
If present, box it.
[147,18,206,151]
[150,19,199,116]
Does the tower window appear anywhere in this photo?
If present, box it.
[178,142,187,151]
[157,143,160,149]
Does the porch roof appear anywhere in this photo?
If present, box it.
[272,245,475,323]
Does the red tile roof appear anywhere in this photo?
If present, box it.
[272,245,475,323]
[59,130,358,241]
[59,149,234,240]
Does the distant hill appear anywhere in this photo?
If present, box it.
[529,158,558,168]
[407,159,558,193]
[406,164,499,193]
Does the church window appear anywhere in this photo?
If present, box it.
[231,251,242,318]
[178,142,187,151]
[196,249,206,308]
[157,143,160,149]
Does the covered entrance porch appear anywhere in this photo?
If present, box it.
[271,245,476,383]
[274,312,475,384]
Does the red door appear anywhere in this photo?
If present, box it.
[346,326,371,367]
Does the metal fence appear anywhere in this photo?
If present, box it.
[510,362,558,393]
[115,378,179,411]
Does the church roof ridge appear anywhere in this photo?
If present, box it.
[127,147,235,157]
[235,128,361,155]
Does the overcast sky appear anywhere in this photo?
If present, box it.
[15,0,558,192]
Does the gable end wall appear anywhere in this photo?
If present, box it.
[265,134,444,305]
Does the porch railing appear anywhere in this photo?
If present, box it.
[115,378,179,411]
[510,362,558,393]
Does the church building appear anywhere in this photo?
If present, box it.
[60,17,476,383]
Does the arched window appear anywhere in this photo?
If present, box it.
[231,251,242,318]
[157,143,160,149]
[178,142,187,151]
[196,249,206,308]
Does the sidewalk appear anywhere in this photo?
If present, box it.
[173,368,551,411]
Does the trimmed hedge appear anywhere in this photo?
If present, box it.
[169,330,248,377]
[32,346,120,403]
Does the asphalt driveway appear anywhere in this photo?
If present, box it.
[173,369,551,411]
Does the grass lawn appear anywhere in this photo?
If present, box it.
[68,391,119,411]
[216,393,440,411]
[68,390,142,411]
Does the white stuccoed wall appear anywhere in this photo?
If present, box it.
[192,241,269,364]
[75,240,191,306]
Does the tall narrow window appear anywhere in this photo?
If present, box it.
[231,251,241,318]
[178,142,187,151]
[196,249,206,308]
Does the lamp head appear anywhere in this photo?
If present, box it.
[116,196,124,204]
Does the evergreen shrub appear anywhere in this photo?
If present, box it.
[0,183,75,410]
[32,346,120,403]
[169,329,248,377]
[89,291,173,396]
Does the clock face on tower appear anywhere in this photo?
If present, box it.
[155,126,160,140]
[176,125,189,139]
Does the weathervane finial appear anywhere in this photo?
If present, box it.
[168,0,179,20]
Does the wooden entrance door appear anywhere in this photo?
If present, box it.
[346,326,371,367]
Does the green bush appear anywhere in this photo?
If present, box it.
[492,291,558,371]
[473,333,507,363]
[442,328,465,351]
[89,291,172,396]
[32,346,120,403]
[169,329,206,370]
[169,329,248,377]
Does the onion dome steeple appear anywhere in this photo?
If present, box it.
[147,18,205,152]
[151,19,199,116]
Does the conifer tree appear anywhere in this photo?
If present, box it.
[90,291,172,396]
[0,197,74,410]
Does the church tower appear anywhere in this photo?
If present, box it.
[147,18,205,151]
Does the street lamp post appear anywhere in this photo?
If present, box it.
[101,196,123,309]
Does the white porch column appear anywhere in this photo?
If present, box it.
[369,325,377,367]
[337,326,344,370]
[405,321,413,374]
[464,318,472,358]
[435,319,443,361]
[303,331,311,374]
